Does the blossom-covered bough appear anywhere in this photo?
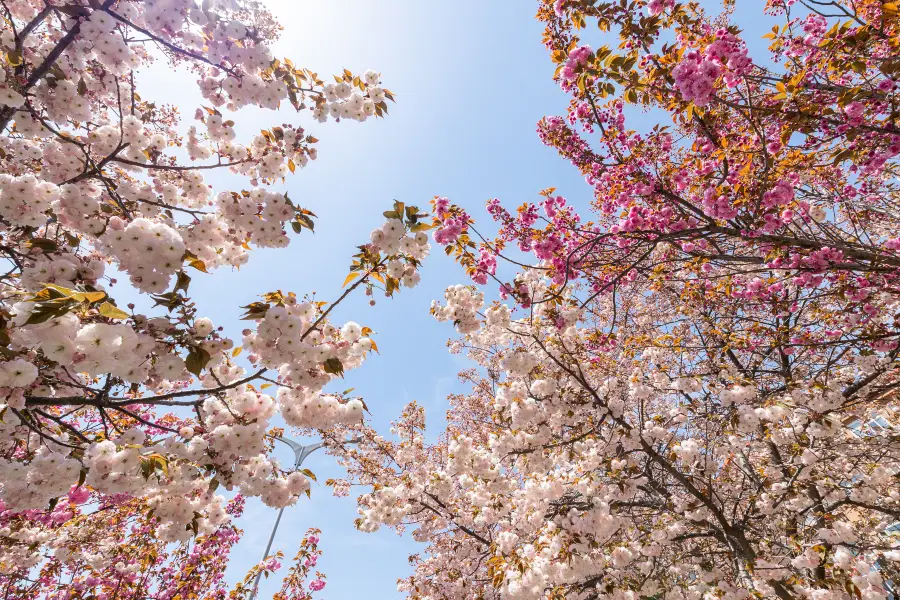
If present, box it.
[3,494,328,600]
[0,0,430,594]
[334,1,900,599]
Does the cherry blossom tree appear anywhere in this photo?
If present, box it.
[0,0,431,590]
[2,489,329,600]
[335,1,900,599]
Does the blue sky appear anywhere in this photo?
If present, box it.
[137,1,779,597]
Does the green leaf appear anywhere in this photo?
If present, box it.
[383,210,401,219]
[152,292,184,311]
[185,347,212,376]
[183,251,209,273]
[295,213,315,232]
[30,286,70,302]
[64,232,80,248]
[5,50,23,67]
[26,238,59,253]
[187,257,208,273]
[77,291,107,303]
[25,299,76,325]
[44,283,79,296]
[385,276,399,296]
[98,302,129,320]
[44,284,107,304]
[175,271,191,293]
[410,223,433,232]
[323,357,344,377]
[240,302,270,320]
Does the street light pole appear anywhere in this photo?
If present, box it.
[248,437,357,600]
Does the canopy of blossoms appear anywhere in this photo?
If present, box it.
[333,1,900,599]
[0,0,431,594]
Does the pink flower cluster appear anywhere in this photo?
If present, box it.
[705,32,752,87]
[537,117,597,180]
[433,197,470,245]
[844,101,865,124]
[560,45,593,85]
[799,247,845,273]
[700,187,738,219]
[803,13,828,45]
[518,203,540,228]
[672,50,722,106]
[473,250,497,285]
[647,0,674,15]
[732,277,785,300]
[761,179,795,209]
[673,32,751,106]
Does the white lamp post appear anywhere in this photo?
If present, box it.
[248,437,357,600]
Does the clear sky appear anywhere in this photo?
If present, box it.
[137,1,778,597]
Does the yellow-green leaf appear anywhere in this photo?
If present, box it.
[185,347,211,376]
[187,258,208,273]
[323,357,344,376]
[5,50,23,67]
[70,290,106,304]
[98,302,129,320]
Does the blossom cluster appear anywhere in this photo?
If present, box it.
[672,32,752,106]
[0,0,407,585]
